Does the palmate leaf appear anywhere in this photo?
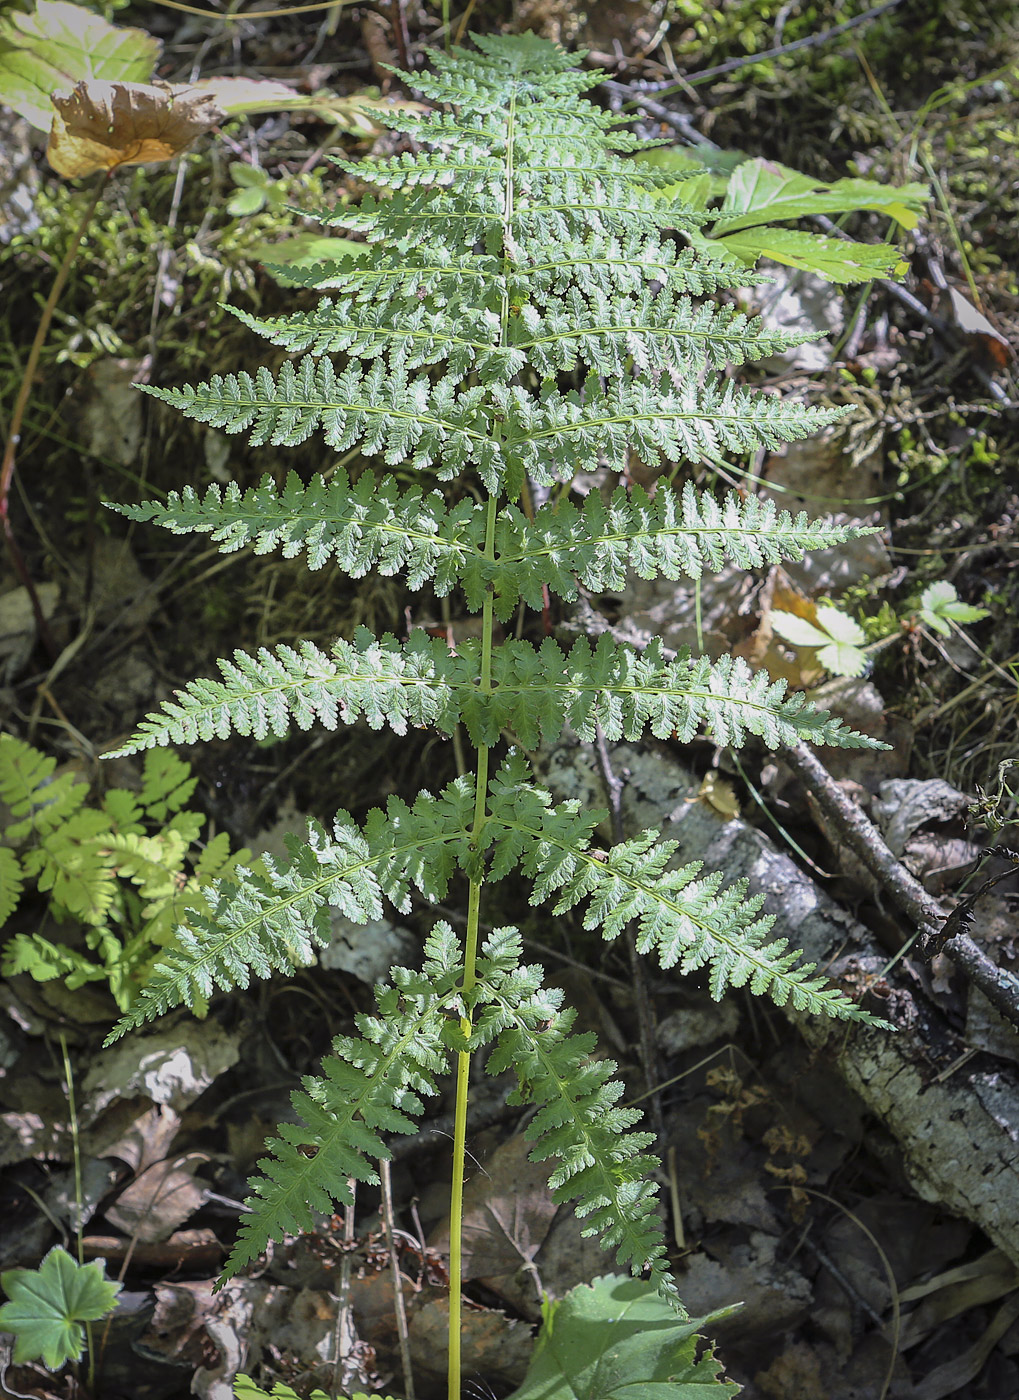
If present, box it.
[224,924,461,1280]
[507,1275,738,1400]
[487,755,883,1022]
[105,776,478,1041]
[473,932,671,1293]
[0,1246,121,1370]
[106,628,877,757]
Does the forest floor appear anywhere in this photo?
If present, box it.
[1,1,1019,1398]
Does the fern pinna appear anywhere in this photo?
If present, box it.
[104,32,885,1392]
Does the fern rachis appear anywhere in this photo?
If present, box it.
[104,33,889,1399]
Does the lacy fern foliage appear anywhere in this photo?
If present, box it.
[0,735,252,1010]
[107,30,887,1326]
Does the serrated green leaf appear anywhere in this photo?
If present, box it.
[233,1378,387,1400]
[506,1274,739,1400]
[718,158,928,233]
[0,0,159,131]
[227,185,267,217]
[0,1246,121,1370]
[816,641,868,678]
[919,580,989,634]
[715,225,901,283]
[769,611,830,648]
[814,604,866,646]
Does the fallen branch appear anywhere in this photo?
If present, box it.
[784,741,1019,1033]
[538,731,1019,1269]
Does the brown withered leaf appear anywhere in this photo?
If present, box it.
[48,79,223,178]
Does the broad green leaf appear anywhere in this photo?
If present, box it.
[770,611,831,649]
[714,226,903,283]
[0,0,159,131]
[718,158,928,233]
[0,1246,121,1370]
[249,234,367,286]
[227,184,267,217]
[506,1275,739,1400]
[919,580,990,635]
[816,641,868,678]
[813,604,866,646]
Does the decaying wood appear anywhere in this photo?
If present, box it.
[538,735,1019,1269]
[783,741,1019,1032]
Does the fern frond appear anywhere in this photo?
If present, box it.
[502,377,849,495]
[494,482,873,613]
[0,847,24,923]
[105,775,478,1040]
[138,749,199,822]
[22,811,116,924]
[106,628,472,753]
[141,360,497,484]
[106,470,482,595]
[484,635,881,750]
[473,933,671,1292]
[0,734,89,843]
[223,923,462,1280]
[487,754,878,1021]
[109,625,878,768]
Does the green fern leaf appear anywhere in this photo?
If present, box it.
[0,847,24,924]
[139,749,199,821]
[474,935,670,1292]
[0,734,89,843]
[22,810,116,925]
[493,482,877,615]
[487,755,879,1021]
[107,627,879,758]
[105,775,479,1041]
[106,469,481,596]
[222,923,461,1280]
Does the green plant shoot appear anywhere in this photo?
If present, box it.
[100,34,889,1399]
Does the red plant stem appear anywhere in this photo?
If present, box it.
[1,171,111,661]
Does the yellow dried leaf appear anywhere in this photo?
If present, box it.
[697,772,741,821]
[47,79,223,178]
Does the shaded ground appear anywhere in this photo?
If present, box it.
[1,1,1018,1397]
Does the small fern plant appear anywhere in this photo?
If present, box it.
[102,33,886,1397]
[0,734,252,1011]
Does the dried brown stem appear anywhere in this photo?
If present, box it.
[1,171,110,661]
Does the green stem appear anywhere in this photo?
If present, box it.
[60,1033,95,1392]
[448,496,497,1400]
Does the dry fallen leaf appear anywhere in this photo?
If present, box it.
[47,79,223,178]
[697,771,741,821]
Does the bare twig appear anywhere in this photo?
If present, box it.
[784,741,1019,1032]
[379,1157,415,1400]
[599,79,711,146]
[630,0,907,89]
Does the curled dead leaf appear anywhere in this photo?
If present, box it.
[47,79,223,178]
